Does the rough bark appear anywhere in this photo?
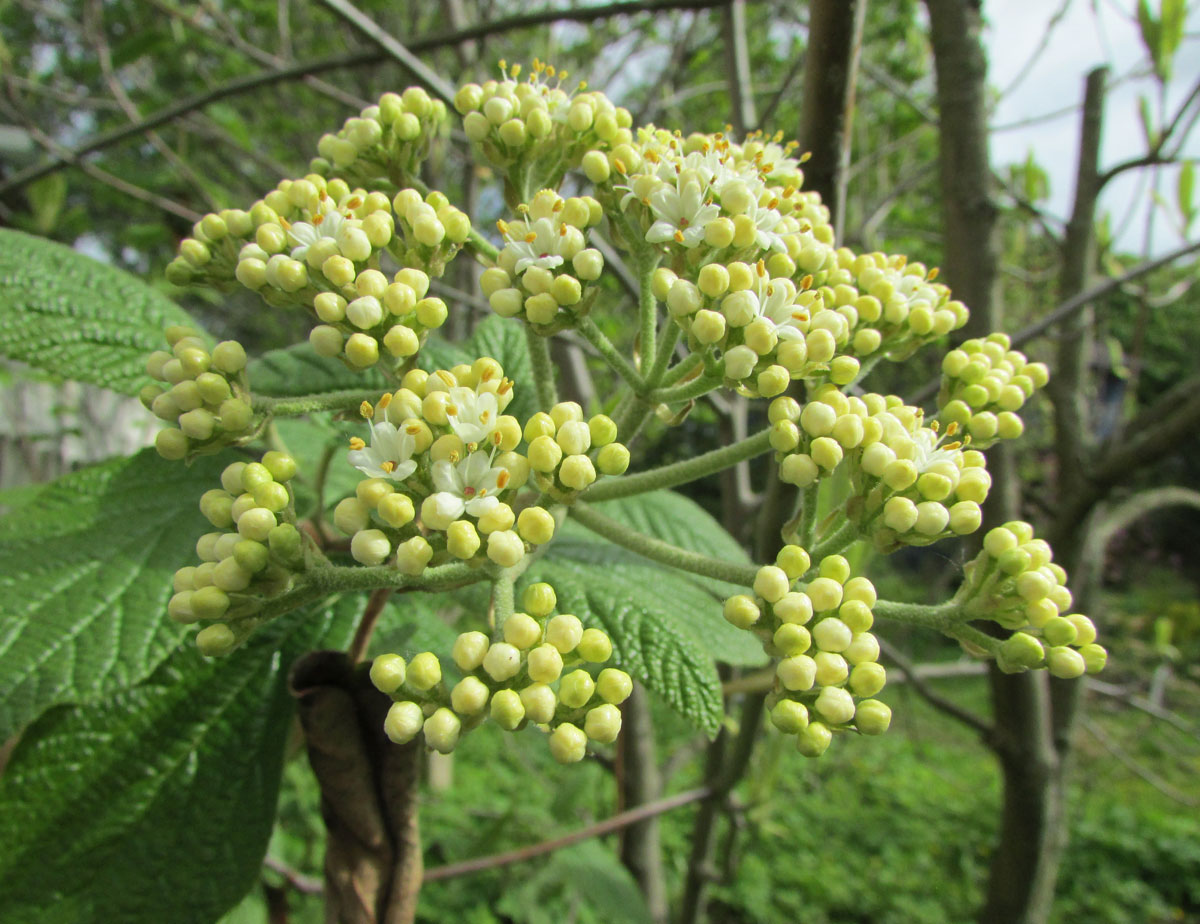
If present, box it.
[798,0,868,239]
[290,651,423,924]
[618,684,669,924]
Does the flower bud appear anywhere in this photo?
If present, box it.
[549,722,588,763]
[370,654,407,694]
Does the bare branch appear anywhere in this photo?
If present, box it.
[1009,239,1200,348]
[0,0,734,198]
[423,786,712,882]
[1081,717,1198,806]
[878,638,993,737]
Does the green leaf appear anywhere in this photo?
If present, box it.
[247,341,388,398]
[1137,0,1164,81]
[495,841,655,924]
[0,229,200,395]
[26,174,66,234]
[1138,95,1157,148]
[1177,161,1195,230]
[525,491,765,736]
[0,448,228,739]
[1160,0,1186,77]
[0,601,354,924]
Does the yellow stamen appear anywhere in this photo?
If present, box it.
[349,437,366,451]
[928,267,940,281]
[381,461,396,473]
[378,392,392,410]
[360,401,374,418]
[497,470,511,490]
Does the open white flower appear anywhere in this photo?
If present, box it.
[645,176,720,248]
[287,210,346,262]
[348,421,418,481]
[502,217,567,275]
[427,451,511,524]
[740,199,787,253]
[445,387,500,446]
[753,277,808,340]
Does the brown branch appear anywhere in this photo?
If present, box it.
[1081,717,1198,807]
[423,786,713,882]
[1088,679,1200,741]
[877,638,993,738]
[0,0,734,198]
[263,856,325,895]
[348,587,396,663]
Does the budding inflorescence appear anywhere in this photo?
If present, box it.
[371,581,633,762]
[455,60,633,206]
[937,332,1049,444]
[770,389,988,551]
[481,189,606,331]
[959,522,1106,678]
[141,326,255,461]
[724,546,889,757]
[170,453,308,657]
[311,87,448,188]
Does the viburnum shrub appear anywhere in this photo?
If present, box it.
[156,60,1104,766]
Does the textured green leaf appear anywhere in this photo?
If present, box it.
[0,601,354,924]
[247,341,389,398]
[0,228,199,394]
[0,448,227,739]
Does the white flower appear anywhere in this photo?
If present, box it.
[428,451,511,521]
[445,387,500,446]
[741,199,787,253]
[348,421,418,481]
[753,277,808,340]
[502,217,567,275]
[645,177,720,248]
[287,210,346,262]
[911,427,961,472]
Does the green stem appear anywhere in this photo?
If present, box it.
[647,370,723,406]
[570,502,759,587]
[644,320,681,388]
[253,389,385,417]
[584,428,774,502]
[872,599,963,633]
[614,398,655,445]
[578,315,646,391]
[466,226,500,262]
[657,352,703,389]
[807,519,861,562]
[796,484,819,548]
[491,571,516,633]
[525,324,558,408]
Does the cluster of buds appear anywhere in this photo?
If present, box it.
[169,454,308,656]
[937,333,1049,444]
[657,262,861,397]
[724,547,890,757]
[371,582,633,762]
[772,389,988,551]
[171,174,466,373]
[522,402,630,497]
[140,326,254,460]
[312,87,448,187]
[480,189,605,331]
[958,522,1107,678]
[331,359,557,573]
[455,60,633,204]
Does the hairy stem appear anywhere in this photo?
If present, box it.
[584,428,773,502]
[526,325,559,409]
[577,315,646,391]
[569,502,759,586]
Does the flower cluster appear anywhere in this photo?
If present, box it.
[481,189,605,331]
[169,175,467,372]
[312,87,448,187]
[455,60,633,203]
[937,332,1050,444]
[523,403,631,496]
[371,582,633,762]
[168,454,308,656]
[331,359,541,571]
[771,388,988,550]
[140,326,254,460]
[724,546,890,757]
[959,522,1107,678]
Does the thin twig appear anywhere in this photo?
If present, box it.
[423,786,713,881]
[263,856,325,895]
[348,587,396,663]
[878,637,993,738]
[1081,717,1198,806]
[0,0,736,197]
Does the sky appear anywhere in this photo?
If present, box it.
[983,0,1200,255]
